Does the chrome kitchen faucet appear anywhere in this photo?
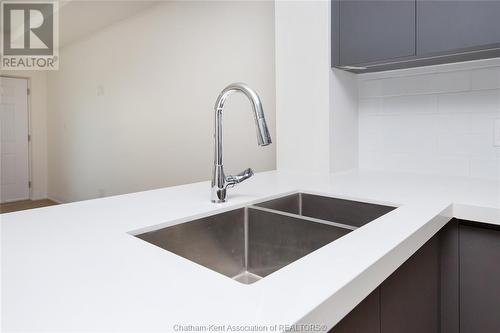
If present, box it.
[211,83,272,203]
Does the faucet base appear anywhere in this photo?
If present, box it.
[211,185,227,203]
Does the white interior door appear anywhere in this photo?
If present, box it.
[0,77,29,203]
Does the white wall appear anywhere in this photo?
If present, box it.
[47,1,276,202]
[330,68,359,172]
[275,0,331,174]
[358,59,500,180]
[275,1,359,174]
[2,71,48,200]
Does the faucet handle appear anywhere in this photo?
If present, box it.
[226,168,254,187]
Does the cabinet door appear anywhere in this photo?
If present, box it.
[380,236,439,333]
[460,224,500,333]
[440,222,460,333]
[329,289,380,333]
[336,0,415,65]
[417,0,500,55]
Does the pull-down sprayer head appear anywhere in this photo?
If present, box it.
[214,82,272,146]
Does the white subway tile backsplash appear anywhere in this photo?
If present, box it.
[430,156,471,177]
[436,134,471,156]
[437,132,496,157]
[359,80,382,98]
[358,151,390,171]
[358,64,500,181]
[382,154,430,174]
[438,90,500,114]
[468,113,500,133]
[381,75,430,96]
[383,94,437,114]
[385,115,438,154]
[372,71,470,97]
[430,71,471,94]
[359,115,385,147]
[435,114,472,135]
[470,67,500,90]
[359,153,470,177]
[358,98,383,114]
[360,114,438,155]
[470,158,500,180]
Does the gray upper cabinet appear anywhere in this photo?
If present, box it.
[334,0,415,66]
[417,0,500,56]
[332,0,500,72]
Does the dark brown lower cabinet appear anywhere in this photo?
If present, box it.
[380,235,440,333]
[329,289,380,333]
[440,222,459,333]
[459,222,500,333]
[331,218,500,333]
[330,233,439,333]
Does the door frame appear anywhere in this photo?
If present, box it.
[0,74,33,201]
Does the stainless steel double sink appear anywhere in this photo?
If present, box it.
[134,193,396,284]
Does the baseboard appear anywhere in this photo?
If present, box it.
[46,195,66,204]
[1,196,29,204]
[30,195,47,201]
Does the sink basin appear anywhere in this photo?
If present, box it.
[255,192,396,228]
[134,192,396,284]
[135,206,351,284]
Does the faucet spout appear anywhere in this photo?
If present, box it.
[214,82,272,146]
[211,83,272,203]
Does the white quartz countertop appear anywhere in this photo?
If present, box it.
[1,170,499,332]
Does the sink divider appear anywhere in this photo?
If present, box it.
[244,207,249,273]
[298,192,303,216]
[246,205,358,231]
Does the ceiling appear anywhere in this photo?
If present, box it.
[58,0,159,47]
